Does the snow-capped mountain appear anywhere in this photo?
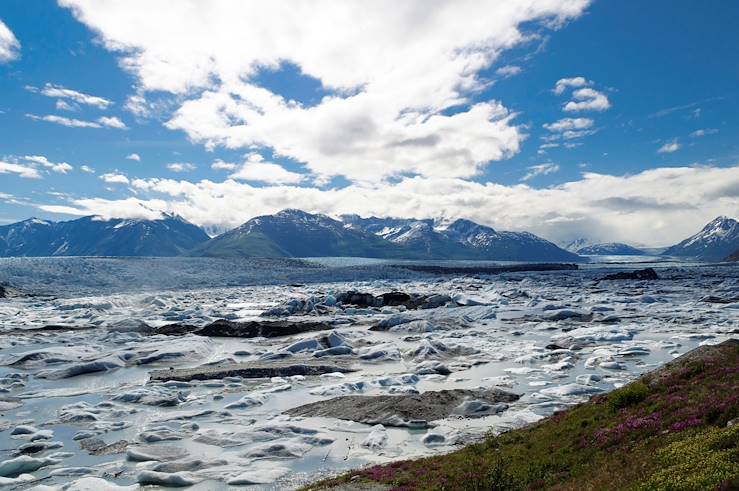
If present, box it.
[341,215,581,261]
[576,243,646,256]
[340,215,462,258]
[201,223,232,238]
[439,219,581,261]
[0,218,58,257]
[193,209,417,258]
[562,237,596,253]
[2,210,583,261]
[663,216,739,261]
[0,214,209,257]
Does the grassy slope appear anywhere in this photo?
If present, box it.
[189,231,290,258]
[308,340,739,491]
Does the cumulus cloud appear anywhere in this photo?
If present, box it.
[543,117,594,132]
[657,141,681,153]
[496,65,522,77]
[100,172,129,184]
[521,163,560,181]
[211,159,238,171]
[59,0,591,182]
[541,118,596,144]
[98,116,127,129]
[126,153,141,161]
[229,154,304,184]
[25,113,128,129]
[553,76,589,95]
[41,165,739,246]
[22,155,73,174]
[167,162,196,172]
[80,165,95,173]
[0,20,20,63]
[0,161,41,179]
[26,83,113,109]
[563,87,610,112]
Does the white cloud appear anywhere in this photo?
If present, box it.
[126,153,141,161]
[98,116,127,129]
[211,159,238,171]
[230,154,305,184]
[46,164,729,246]
[0,161,41,179]
[39,197,166,220]
[0,20,20,63]
[25,113,127,129]
[26,83,112,109]
[80,165,95,173]
[690,128,718,138]
[537,142,560,155]
[100,172,129,184]
[22,155,74,174]
[553,76,589,95]
[496,65,522,77]
[543,117,594,132]
[521,163,560,181]
[167,162,196,172]
[26,113,102,128]
[563,87,610,112]
[55,100,78,111]
[60,0,591,183]
[657,141,681,154]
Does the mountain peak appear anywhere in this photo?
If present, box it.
[276,208,316,218]
[20,217,52,226]
[665,216,739,260]
[0,213,208,257]
[445,218,495,234]
[703,215,737,229]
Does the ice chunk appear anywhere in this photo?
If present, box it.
[0,455,60,477]
[361,425,388,450]
[137,470,200,487]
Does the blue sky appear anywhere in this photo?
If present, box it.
[0,0,738,245]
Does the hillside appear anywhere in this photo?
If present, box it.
[0,214,209,257]
[193,209,421,259]
[309,339,739,491]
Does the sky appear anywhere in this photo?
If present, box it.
[0,0,738,246]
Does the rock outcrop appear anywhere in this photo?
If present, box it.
[285,388,519,428]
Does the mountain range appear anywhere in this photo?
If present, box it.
[575,243,647,256]
[0,214,209,257]
[341,215,580,261]
[1,210,738,262]
[191,210,581,261]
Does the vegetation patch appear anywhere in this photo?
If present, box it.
[305,340,739,491]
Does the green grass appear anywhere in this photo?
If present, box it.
[305,341,739,491]
[607,382,650,412]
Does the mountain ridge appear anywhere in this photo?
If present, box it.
[194,211,583,262]
[663,216,739,261]
[575,242,646,256]
[0,214,209,257]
